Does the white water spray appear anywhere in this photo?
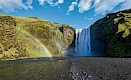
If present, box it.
[75,27,92,56]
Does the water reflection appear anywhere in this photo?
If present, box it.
[0,57,71,80]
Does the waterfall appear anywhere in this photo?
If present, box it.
[75,27,92,56]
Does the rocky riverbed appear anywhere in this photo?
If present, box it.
[0,57,131,80]
[69,57,131,80]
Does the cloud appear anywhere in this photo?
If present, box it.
[93,0,125,15]
[58,6,62,10]
[70,24,78,27]
[38,0,45,5]
[84,17,87,19]
[120,0,131,10]
[78,0,92,13]
[54,0,64,6]
[38,0,64,6]
[77,0,125,14]
[46,0,53,5]
[94,14,97,16]
[94,0,100,4]
[26,0,33,9]
[68,0,131,15]
[88,17,93,20]
[58,0,64,4]
[66,0,78,15]
[0,0,33,12]
[69,2,78,11]
[66,12,70,15]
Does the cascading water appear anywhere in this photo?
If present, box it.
[75,27,92,56]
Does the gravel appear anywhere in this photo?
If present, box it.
[69,57,131,80]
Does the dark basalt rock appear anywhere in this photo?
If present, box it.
[90,8,131,57]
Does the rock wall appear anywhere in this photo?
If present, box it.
[90,9,131,57]
[0,16,28,59]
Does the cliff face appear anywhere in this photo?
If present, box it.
[0,15,75,60]
[90,9,131,57]
[0,16,28,59]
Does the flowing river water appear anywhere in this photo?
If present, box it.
[1,57,131,80]
[0,57,72,80]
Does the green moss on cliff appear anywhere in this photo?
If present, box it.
[91,9,131,57]
[51,24,75,49]
[19,20,63,57]
[0,16,29,60]
[0,14,75,60]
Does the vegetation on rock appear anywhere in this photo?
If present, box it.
[0,16,28,60]
[91,9,131,57]
[0,14,75,60]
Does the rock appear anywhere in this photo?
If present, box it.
[90,8,131,57]
[0,16,28,59]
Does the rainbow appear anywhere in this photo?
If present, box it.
[16,27,52,57]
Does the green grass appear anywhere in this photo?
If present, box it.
[0,13,75,60]
[16,28,46,57]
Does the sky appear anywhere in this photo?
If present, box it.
[0,0,131,29]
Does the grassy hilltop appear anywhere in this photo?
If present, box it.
[0,14,75,60]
